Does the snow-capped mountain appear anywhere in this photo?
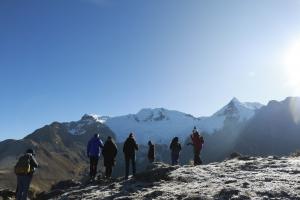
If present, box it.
[213,97,262,119]
[100,108,198,144]
[196,97,263,133]
[95,98,263,144]
[65,114,106,135]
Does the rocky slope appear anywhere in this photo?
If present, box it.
[40,155,300,200]
[235,97,300,156]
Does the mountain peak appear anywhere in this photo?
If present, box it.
[64,114,101,135]
[137,108,165,114]
[230,97,240,104]
[81,114,100,122]
[136,108,168,122]
[213,98,262,121]
[283,96,300,104]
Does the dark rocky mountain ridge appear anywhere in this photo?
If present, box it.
[0,117,115,193]
[234,97,300,156]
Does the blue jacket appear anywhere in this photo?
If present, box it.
[87,136,104,157]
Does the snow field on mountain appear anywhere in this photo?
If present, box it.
[102,98,262,143]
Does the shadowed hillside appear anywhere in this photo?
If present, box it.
[235,97,300,156]
[0,116,115,193]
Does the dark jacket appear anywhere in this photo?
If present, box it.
[148,144,155,160]
[102,140,118,167]
[170,141,181,155]
[87,136,104,157]
[123,137,138,158]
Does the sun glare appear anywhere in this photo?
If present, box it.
[283,38,300,95]
[289,98,300,124]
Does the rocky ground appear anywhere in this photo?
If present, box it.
[32,155,300,200]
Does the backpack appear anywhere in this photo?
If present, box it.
[14,154,31,175]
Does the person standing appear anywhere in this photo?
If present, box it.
[15,149,39,200]
[123,133,138,179]
[147,140,155,163]
[102,136,118,179]
[190,127,204,165]
[87,133,104,180]
[169,137,181,165]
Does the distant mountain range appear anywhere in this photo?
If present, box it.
[198,97,300,162]
[1,97,300,194]
[89,97,263,144]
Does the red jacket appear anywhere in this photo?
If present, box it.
[191,134,204,151]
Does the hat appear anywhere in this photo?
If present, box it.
[193,126,198,133]
[26,149,35,155]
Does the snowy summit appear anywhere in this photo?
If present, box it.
[65,114,104,135]
[64,98,263,144]
[100,98,263,144]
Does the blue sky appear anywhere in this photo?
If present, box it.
[1,0,300,141]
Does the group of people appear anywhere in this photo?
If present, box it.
[14,127,204,200]
[170,127,204,165]
[87,126,205,180]
[87,134,118,179]
[87,132,139,180]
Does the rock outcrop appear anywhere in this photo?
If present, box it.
[39,156,300,199]
[0,188,15,200]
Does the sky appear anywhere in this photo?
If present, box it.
[1,0,300,141]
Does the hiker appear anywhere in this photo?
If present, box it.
[87,133,104,180]
[189,127,204,165]
[147,140,155,163]
[123,133,138,179]
[102,136,118,179]
[15,149,39,200]
[169,137,181,165]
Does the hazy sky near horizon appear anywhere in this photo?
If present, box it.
[1,0,300,141]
